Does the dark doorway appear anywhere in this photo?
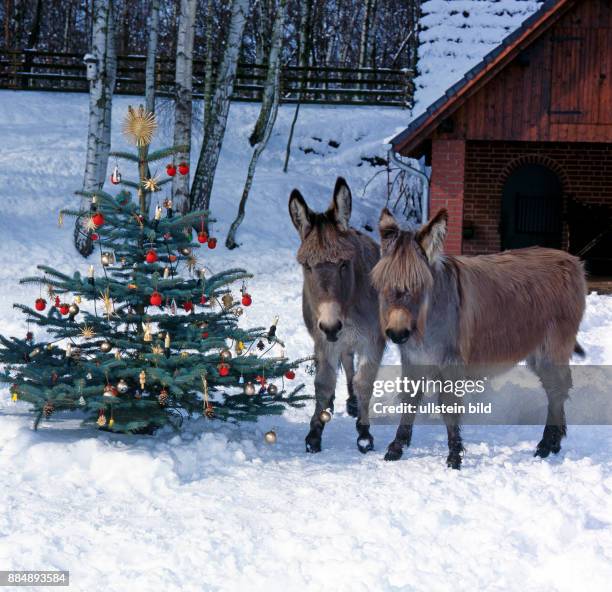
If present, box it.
[501,164,563,250]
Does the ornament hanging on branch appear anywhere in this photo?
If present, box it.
[150,291,162,307]
[178,162,190,176]
[123,105,157,147]
[96,410,107,427]
[35,298,46,311]
[110,166,121,185]
[166,163,177,177]
[264,430,277,444]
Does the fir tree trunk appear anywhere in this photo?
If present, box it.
[190,0,249,221]
[144,0,160,114]
[171,0,197,215]
[226,0,284,249]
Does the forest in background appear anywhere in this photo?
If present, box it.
[1,0,421,71]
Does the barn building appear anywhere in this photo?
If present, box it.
[391,0,612,274]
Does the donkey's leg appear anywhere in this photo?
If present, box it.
[440,399,465,469]
[305,352,339,453]
[529,359,571,458]
[353,343,384,453]
[341,351,358,418]
[384,390,422,461]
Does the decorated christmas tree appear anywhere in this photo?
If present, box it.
[0,106,306,434]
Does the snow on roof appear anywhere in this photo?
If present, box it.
[413,0,544,116]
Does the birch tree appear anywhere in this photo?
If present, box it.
[76,0,114,256]
[283,0,312,173]
[226,0,285,249]
[190,0,249,219]
[171,0,197,214]
[144,0,160,114]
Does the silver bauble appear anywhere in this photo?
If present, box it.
[264,430,277,444]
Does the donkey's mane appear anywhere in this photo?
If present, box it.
[371,232,433,294]
[297,214,359,265]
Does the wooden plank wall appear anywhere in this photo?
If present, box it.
[438,0,612,144]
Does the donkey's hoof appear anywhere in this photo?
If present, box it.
[305,434,322,454]
[533,445,550,458]
[346,396,359,418]
[384,445,403,462]
[357,434,374,454]
[447,453,462,470]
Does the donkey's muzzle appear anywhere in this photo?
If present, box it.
[386,328,411,344]
[319,320,342,342]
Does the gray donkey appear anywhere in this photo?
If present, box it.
[371,208,586,469]
[289,178,385,453]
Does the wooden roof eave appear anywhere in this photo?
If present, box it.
[392,0,575,156]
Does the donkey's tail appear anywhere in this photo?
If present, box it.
[573,342,586,358]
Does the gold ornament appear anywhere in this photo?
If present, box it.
[80,324,95,339]
[123,105,157,147]
[43,401,54,417]
[99,288,117,320]
[234,307,244,317]
[158,387,169,406]
[114,350,122,360]
[151,344,163,356]
[101,251,115,266]
[142,322,153,342]
[139,370,146,389]
[222,293,234,308]
[97,412,107,427]
[100,341,112,353]
[143,176,160,192]
[268,384,279,397]
[264,430,277,444]
[220,348,232,362]
[128,283,138,290]
[58,211,64,227]
[75,295,82,304]
[85,216,98,232]
[235,340,245,355]
[68,303,80,317]
[180,351,189,359]
[244,382,256,396]
[187,255,198,274]
[108,418,115,428]
[319,410,332,423]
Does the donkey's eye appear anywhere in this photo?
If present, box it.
[303,263,312,272]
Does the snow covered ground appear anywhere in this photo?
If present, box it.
[0,92,611,592]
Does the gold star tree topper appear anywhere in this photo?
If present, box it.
[123,105,157,147]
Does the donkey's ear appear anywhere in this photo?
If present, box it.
[289,189,313,238]
[416,209,448,262]
[329,177,352,231]
[379,208,399,242]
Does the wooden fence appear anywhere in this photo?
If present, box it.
[0,49,414,108]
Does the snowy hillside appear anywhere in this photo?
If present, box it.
[0,92,611,592]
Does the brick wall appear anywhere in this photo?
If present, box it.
[463,140,612,255]
[430,139,465,255]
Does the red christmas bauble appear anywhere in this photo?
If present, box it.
[59,303,70,315]
[150,291,162,306]
[183,301,194,312]
[241,293,252,306]
[200,294,207,305]
[145,250,158,264]
[178,162,189,176]
[35,298,46,311]
[218,365,230,377]
[91,233,99,241]
[169,254,177,262]
[285,370,296,380]
[197,232,208,244]
[92,213,105,227]
[207,237,217,249]
[202,331,209,339]
[166,164,177,177]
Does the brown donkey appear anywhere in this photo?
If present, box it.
[289,178,385,453]
[372,208,586,469]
